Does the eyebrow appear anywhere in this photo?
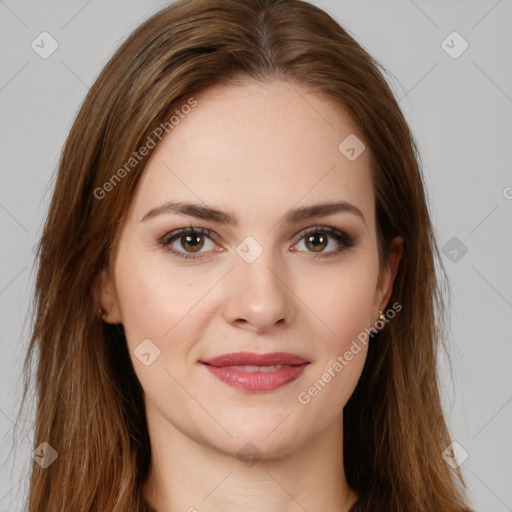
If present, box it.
[140,200,366,227]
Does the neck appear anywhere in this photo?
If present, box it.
[142,406,358,512]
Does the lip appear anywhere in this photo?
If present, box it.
[201,351,310,367]
[201,352,310,392]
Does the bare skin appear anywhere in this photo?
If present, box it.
[99,80,403,512]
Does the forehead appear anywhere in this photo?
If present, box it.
[127,80,375,228]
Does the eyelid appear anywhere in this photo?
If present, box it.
[292,225,351,245]
[160,226,216,243]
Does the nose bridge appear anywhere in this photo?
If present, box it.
[223,237,292,330]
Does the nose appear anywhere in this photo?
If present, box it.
[222,245,294,333]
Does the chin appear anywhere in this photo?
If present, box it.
[199,420,306,461]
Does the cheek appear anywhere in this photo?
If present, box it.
[297,342,368,437]
[303,258,379,345]
[294,273,375,423]
[112,240,222,388]
[113,241,194,342]
[295,259,377,406]
[112,245,208,413]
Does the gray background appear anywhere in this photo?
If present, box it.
[1,0,511,510]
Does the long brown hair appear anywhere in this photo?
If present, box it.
[19,0,473,510]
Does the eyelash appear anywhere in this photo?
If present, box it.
[158,225,354,261]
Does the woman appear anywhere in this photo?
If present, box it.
[22,0,474,510]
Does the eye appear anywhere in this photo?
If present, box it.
[158,227,218,261]
[291,226,354,258]
[158,225,354,261]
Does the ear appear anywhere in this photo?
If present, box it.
[96,268,122,324]
[373,235,403,317]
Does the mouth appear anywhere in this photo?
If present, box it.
[200,352,310,392]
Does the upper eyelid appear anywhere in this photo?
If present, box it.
[161,224,351,248]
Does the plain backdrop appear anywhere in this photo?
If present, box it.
[0,1,511,511]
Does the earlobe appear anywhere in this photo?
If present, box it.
[96,268,121,324]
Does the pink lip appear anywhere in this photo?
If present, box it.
[201,352,310,392]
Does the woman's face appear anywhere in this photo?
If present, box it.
[100,80,401,457]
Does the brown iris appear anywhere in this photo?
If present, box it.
[305,233,328,252]
[181,233,205,252]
